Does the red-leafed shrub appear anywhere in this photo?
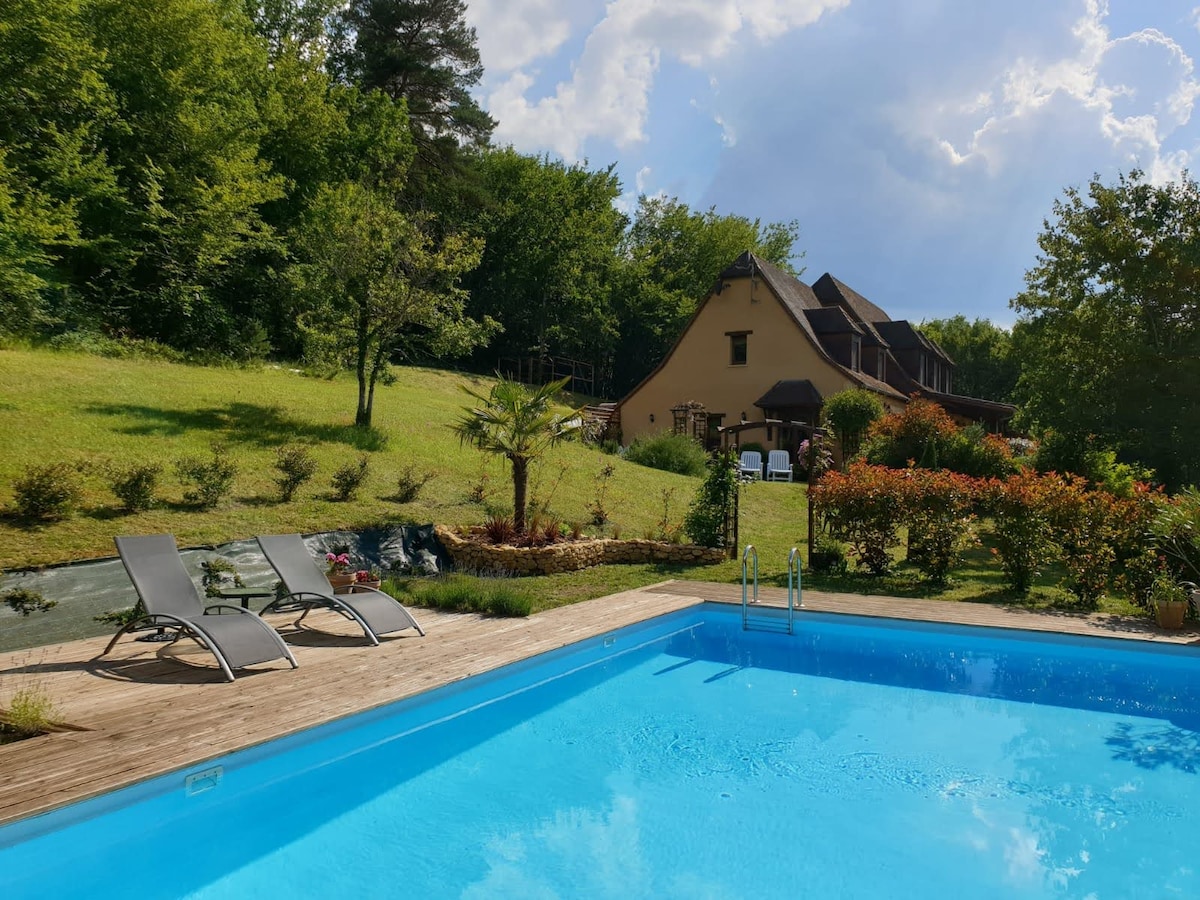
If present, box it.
[902,467,979,584]
[863,398,958,469]
[811,462,907,575]
[979,470,1065,595]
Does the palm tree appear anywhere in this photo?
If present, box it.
[452,376,582,533]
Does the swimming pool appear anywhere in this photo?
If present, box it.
[1,605,1198,898]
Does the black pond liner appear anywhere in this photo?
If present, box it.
[0,525,449,653]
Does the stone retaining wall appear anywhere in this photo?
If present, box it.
[434,525,727,576]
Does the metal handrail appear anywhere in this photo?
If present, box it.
[741,544,758,630]
[787,547,802,634]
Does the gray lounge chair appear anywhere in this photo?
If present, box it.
[102,534,298,681]
[256,534,425,644]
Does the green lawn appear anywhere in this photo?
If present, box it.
[0,346,1147,619]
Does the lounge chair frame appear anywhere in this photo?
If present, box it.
[102,535,298,682]
[257,534,425,644]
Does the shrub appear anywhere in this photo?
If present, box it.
[175,444,237,509]
[11,463,82,521]
[624,431,708,476]
[483,514,517,544]
[274,445,318,502]
[822,388,884,463]
[3,684,59,737]
[1033,429,1155,495]
[684,449,738,549]
[980,470,1063,594]
[393,575,533,617]
[1147,486,1200,583]
[3,588,57,616]
[394,465,435,503]
[863,398,958,470]
[902,468,979,584]
[106,462,162,512]
[1043,477,1125,607]
[652,488,683,543]
[588,464,615,526]
[330,454,370,501]
[941,427,1016,479]
[199,557,243,597]
[811,462,906,575]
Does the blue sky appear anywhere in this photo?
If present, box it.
[465,0,1200,326]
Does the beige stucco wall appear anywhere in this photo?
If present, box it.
[619,278,885,444]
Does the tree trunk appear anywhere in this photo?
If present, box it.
[512,456,528,533]
[355,338,371,427]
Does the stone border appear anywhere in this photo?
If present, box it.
[434,525,726,576]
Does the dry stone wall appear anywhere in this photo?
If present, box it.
[434,525,726,576]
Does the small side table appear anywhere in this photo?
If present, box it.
[215,587,275,610]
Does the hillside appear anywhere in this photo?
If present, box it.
[0,348,803,574]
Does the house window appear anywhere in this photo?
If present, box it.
[728,331,749,366]
[876,351,885,381]
[851,336,862,372]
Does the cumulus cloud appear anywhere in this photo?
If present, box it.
[463,0,577,74]
[928,0,1200,181]
[481,0,849,160]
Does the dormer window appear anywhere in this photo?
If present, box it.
[877,352,885,381]
[727,331,750,366]
[851,336,861,372]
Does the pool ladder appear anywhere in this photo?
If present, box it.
[741,545,801,635]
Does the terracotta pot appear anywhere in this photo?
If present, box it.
[1154,599,1188,630]
[353,580,381,591]
[327,572,355,590]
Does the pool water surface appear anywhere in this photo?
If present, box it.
[1,606,1198,898]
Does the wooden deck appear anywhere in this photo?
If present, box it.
[1,580,1196,829]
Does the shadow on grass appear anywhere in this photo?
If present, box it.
[84,401,389,451]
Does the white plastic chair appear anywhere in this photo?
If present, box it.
[738,450,763,480]
[765,450,793,482]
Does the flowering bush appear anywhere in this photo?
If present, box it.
[811,462,906,575]
[325,552,351,575]
[796,436,834,479]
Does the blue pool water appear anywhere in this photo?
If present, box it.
[2,605,1199,899]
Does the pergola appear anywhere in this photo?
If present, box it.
[716,419,831,557]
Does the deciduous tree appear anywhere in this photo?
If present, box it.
[1012,170,1200,489]
[291,180,493,427]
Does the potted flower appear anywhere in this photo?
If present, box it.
[325,552,355,590]
[1149,575,1189,630]
[353,568,382,591]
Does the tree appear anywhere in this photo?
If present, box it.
[0,0,119,333]
[612,196,802,394]
[1012,170,1200,489]
[821,388,884,466]
[452,376,581,533]
[462,149,627,385]
[291,180,493,426]
[88,0,285,351]
[919,315,1019,402]
[330,0,495,204]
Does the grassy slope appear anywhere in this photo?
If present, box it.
[0,347,1143,617]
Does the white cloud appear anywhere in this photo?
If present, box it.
[483,0,849,160]
[463,0,577,73]
[928,0,1200,181]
